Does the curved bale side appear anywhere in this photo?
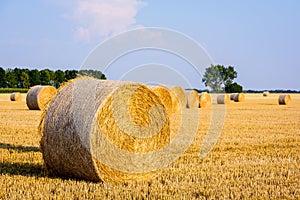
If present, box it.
[170,86,186,113]
[199,92,211,108]
[40,77,170,183]
[150,85,173,115]
[26,85,57,110]
[278,94,291,105]
[230,93,245,102]
[185,90,199,108]
[10,92,22,101]
[217,94,231,104]
[263,91,270,97]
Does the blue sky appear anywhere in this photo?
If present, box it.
[0,0,299,90]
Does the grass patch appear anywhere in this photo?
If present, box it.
[0,88,28,93]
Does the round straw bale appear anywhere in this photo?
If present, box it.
[217,94,231,104]
[185,90,199,108]
[230,93,245,102]
[150,85,172,115]
[199,92,211,108]
[10,92,22,101]
[263,91,270,97]
[278,94,291,105]
[26,85,57,110]
[170,86,186,113]
[40,77,170,182]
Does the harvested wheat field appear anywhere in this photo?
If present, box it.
[0,93,299,199]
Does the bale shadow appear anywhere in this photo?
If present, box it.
[0,143,40,152]
[0,161,96,182]
[0,161,47,178]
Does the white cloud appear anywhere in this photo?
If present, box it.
[74,27,90,42]
[66,0,147,42]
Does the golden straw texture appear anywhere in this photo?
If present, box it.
[217,94,231,104]
[10,92,22,101]
[199,92,211,108]
[185,90,199,108]
[278,94,291,105]
[230,93,245,102]
[26,85,57,110]
[40,77,170,183]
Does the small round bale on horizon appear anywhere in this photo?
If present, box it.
[278,94,291,105]
[230,93,245,102]
[217,94,231,104]
[26,85,57,110]
[10,92,22,101]
[263,91,270,97]
[185,90,199,108]
[199,92,211,108]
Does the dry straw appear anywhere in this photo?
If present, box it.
[10,92,22,101]
[150,85,172,115]
[185,90,199,108]
[278,94,291,105]
[263,91,270,97]
[199,92,211,108]
[170,86,186,113]
[230,93,245,102]
[26,85,57,110]
[217,94,231,104]
[40,77,170,182]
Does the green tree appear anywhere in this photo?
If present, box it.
[54,70,65,88]
[40,69,51,85]
[6,69,18,88]
[48,69,56,87]
[78,69,107,79]
[225,82,243,93]
[0,67,6,87]
[29,69,41,86]
[20,71,30,88]
[65,70,78,80]
[202,64,238,92]
[14,68,23,87]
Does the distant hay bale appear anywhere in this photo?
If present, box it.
[170,86,186,113]
[150,85,172,115]
[217,94,231,104]
[263,91,270,97]
[10,92,22,101]
[199,92,211,108]
[40,77,170,182]
[185,90,199,108]
[230,93,245,102]
[26,85,57,110]
[278,94,291,105]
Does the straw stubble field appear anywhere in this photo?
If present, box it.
[0,93,299,199]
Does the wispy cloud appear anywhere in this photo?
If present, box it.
[64,0,147,42]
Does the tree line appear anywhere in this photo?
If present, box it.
[0,67,106,88]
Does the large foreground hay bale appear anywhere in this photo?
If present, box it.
[170,86,186,113]
[150,85,172,115]
[217,94,231,104]
[185,90,199,108]
[10,92,22,101]
[230,93,245,102]
[40,77,170,182]
[199,92,211,108]
[263,91,270,97]
[278,94,291,105]
[26,85,57,110]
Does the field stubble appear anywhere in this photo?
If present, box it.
[0,93,299,199]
